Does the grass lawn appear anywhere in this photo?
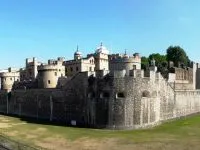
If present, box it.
[1,115,200,150]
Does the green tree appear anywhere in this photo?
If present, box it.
[141,56,149,70]
[166,46,190,67]
[149,53,167,67]
[148,53,168,77]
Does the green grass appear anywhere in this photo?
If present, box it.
[1,115,200,150]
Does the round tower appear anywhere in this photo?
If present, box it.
[109,52,141,74]
[0,68,20,92]
[37,64,65,89]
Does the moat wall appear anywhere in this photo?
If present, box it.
[1,71,200,130]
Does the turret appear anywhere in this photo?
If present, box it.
[74,46,82,60]
[94,43,109,70]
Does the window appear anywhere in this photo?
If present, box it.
[70,67,73,72]
[142,91,150,97]
[103,92,110,98]
[76,67,79,71]
[133,65,136,70]
[4,78,6,81]
[100,92,110,98]
[116,92,125,98]
[89,67,92,71]
[48,80,51,84]
[88,92,95,98]
[10,78,12,81]
[55,72,57,76]
[59,69,61,72]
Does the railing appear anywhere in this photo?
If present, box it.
[0,135,41,150]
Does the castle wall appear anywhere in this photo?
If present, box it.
[196,68,200,89]
[174,90,200,117]
[1,70,200,130]
[105,70,174,129]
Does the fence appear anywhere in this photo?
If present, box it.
[0,135,41,150]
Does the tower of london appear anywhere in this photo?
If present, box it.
[1,43,200,130]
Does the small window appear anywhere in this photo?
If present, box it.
[88,92,95,98]
[89,67,92,71]
[142,91,150,97]
[100,92,110,98]
[48,80,51,84]
[59,69,61,72]
[76,67,79,71]
[70,67,73,72]
[55,72,57,76]
[103,92,110,98]
[4,78,6,81]
[10,78,12,81]
[116,92,125,98]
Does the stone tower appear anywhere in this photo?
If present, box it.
[94,43,109,71]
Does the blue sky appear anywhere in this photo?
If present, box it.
[0,0,200,69]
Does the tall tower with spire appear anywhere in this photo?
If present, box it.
[74,45,82,60]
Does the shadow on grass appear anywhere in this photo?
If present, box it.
[0,112,107,130]
[1,112,200,133]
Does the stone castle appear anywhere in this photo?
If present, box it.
[1,43,200,130]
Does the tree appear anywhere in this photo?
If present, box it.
[148,53,168,77]
[141,56,149,70]
[166,46,190,67]
[149,53,167,67]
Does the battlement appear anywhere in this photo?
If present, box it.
[110,69,163,80]
[38,64,65,71]
[80,70,110,78]
[48,57,65,65]
[0,68,19,77]
[26,57,37,66]
[0,71,20,77]
[109,53,141,63]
